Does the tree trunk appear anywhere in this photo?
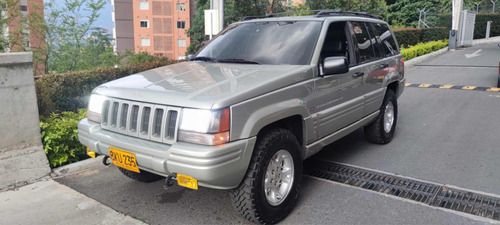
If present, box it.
[267,0,274,14]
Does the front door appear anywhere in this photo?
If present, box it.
[313,21,365,139]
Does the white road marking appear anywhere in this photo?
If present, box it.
[465,49,483,58]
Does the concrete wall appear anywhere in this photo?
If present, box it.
[0,52,51,191]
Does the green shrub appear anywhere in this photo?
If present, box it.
[40,109,88,168]
[400,39,449,60]
[36,61,172,116]
[436,13,500,39]
[393,27,449,47]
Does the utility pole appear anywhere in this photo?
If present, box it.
[450,0,463,50]
[210,0,224,32]
[452,0,463,30]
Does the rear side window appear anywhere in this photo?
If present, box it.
[372,23,399,56]
[350,21,376,63]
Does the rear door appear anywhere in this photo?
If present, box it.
[363,22,401,115]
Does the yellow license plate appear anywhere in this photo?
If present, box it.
[109,147,140,173]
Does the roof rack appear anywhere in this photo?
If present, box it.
[315,9,379,19]
[240,9,378,21]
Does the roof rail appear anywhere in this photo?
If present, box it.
[240,9,378,21]
[315,9,379,19]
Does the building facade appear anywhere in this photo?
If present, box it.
[1,0,45,74]
[112,0,191,60]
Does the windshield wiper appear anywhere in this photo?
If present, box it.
[190,56,218,62]
[217,58,260,64]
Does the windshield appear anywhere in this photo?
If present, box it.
[196,21,322,65]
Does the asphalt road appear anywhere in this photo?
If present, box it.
[58,42,500,224]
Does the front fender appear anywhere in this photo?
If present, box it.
[230,81,314,142]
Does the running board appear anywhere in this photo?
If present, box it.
[304,110,379,159]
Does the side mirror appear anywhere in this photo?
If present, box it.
[323,57,349,75]
[187,54,194,61]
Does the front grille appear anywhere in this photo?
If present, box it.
[101,98,181,144]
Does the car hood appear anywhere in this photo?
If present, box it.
[93,61,314,109]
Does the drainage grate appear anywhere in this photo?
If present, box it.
[304,159,440,204]
[432,187,500,220]
[305,159,500,221]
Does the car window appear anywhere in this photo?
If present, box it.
[366,23,382,59]
[350,21,377,64]
[372,23,399,56]
[196,21,322,65]
[320,22,348,63]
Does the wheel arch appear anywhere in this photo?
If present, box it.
[257,115,305,147]
[387,81,399,96]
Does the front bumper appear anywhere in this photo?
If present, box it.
[78,118,256,189]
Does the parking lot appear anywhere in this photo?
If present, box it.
[58,42,500,225]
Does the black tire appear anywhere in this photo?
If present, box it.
[118,167,163,183]
[364,89,398,144]
[230,128,302,224]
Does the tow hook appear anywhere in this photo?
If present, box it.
[102,156,111,166]
[165,175,176,187]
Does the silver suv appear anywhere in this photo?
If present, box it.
[79,10,405,224]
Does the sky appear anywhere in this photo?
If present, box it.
[45,0,114,35]
[97,1,114,34]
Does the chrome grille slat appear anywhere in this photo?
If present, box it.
[119,103,129,131]
[128,104,140,136]
[111,101,119,128]
[100,98,179,144]
[167,111,178,138]
[153,108,163,137]
[101,100,110,126]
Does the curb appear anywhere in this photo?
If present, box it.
[51,155,108,178]
[472,36,500,45]
[405,36,500,68]
[404,47,448,68]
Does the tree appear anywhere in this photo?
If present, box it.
[0,0,29,52]
[26,0,47,75]
[388,0,450,27]
[44,0,106,73]
[78,28,118,69]
[187,0,210,55]
[306,0,388,17]
[122,50,171,66]
[187,0,292,54]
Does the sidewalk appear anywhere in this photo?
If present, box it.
[0,179,146,225]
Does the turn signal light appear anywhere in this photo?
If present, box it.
[177,174,198,190]
[86,147,96,158]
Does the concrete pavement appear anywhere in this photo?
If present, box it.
[0,179,146,225]
[57,165,492,225]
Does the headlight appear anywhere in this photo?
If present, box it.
[87,94,107,123]
[178,108,230,145]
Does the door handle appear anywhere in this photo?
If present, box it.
[380,63,389,69]
[353,72,364,78]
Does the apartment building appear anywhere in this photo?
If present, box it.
[112,0,191,60]
[1,0,45,74]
